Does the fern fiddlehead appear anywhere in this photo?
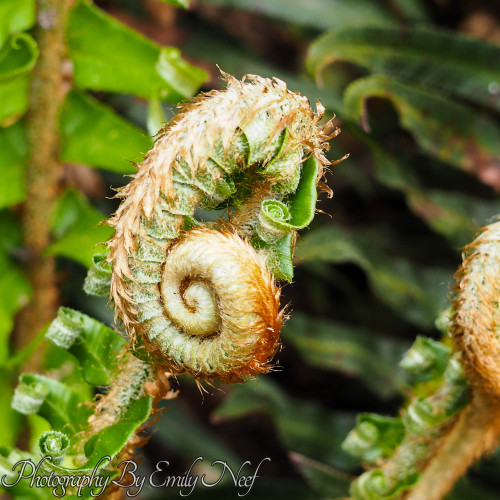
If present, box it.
[106,73,338,383]
[343,220,500,500]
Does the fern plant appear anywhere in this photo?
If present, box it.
[1,1,500,499]
[1,1,342,495]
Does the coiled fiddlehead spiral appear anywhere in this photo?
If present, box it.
[107,73,338,383]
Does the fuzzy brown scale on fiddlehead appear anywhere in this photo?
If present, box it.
[107,73,337,383]
[452,220,500,398]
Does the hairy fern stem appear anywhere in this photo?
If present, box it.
[17,0,74,371]
[405,393,500,500]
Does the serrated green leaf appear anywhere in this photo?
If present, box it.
[198,0,394,31]
[0,0,36,48]
[344,76,500,191]
[46,308,126,386]
[295,225,451,328]
[183,29,347,115]
[67,0,207,101]
[41,341,95,410]
[210,383,268,420]
[342,413,405,464]
[13,374,91,436]
[348,126,500,248]
[308,25,500,112]
[0,33,38,123]
[70,312,125,386]
[83,396,152,468]
[284,313,408,398]
[60,90,153,173]
[47,189,113,267]
[406,190,500,248]
[290,452,351,499]
[389,0,429,22]
[400,336,451,384]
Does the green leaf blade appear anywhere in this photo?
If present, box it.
[198,0,394,31]
[60,90,153,173]
[0,34,38,123]
[47,189,113,268]
[46,307,126,386]
[0,0,36,48]
[0,122,27,208]
[344,75,500,191]
[284,313,408,398]
[13,374,91,436]
[307,25,500,112]
[296,225,451,328]
[213,378,358,470]
[67,1,207,101]
[158,0,189,7]
[83,397,152,468]
[290,452,351,499]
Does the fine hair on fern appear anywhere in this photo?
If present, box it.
[10,72,343,496]
[105,72,341,383]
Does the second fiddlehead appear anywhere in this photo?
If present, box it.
[453,220,500,397]
[405,220,500,500]
[343,220,500,500]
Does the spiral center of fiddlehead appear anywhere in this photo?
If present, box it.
[161,229,269,338]
[169,280,220,336]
